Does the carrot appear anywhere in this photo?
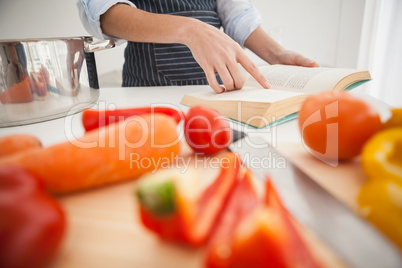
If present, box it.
[0,114,181,194]
[0,134,42,158]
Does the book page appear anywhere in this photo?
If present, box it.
[184,87,305,103]
[245,65,364,94]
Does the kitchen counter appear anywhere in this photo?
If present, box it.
[0,85,390,146]
[0,86,398,268]
[0,85,304,146]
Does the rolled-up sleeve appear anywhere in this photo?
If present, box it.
[76,0,136,45]
[217,0,262,47]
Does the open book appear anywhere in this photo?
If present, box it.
[180,65,371,128]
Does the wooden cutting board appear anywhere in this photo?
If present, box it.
[50,145,347,268]
[275,143,402,254]
[52,180,205,268]
[276,143,367,214]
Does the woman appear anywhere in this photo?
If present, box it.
[77,0,319,93]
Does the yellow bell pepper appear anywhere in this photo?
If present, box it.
[384,108,402,129]
[361,127,402,183]
[360,127,402,248]
[358,179,402,248]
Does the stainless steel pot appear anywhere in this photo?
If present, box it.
[0,36,115,127]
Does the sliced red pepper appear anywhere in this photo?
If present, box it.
[205,169,261,268]
[205,171,321,268]
[82,106,185,132]
[0,166,66,268]
[136,151,241,247]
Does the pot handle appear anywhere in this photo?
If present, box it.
[84,38,115,53]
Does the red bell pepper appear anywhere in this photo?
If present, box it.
[0,166,66,268]
[135,151,241,247]
[82,106,185,132]
[205,170,322,268]
[205,169,261,268]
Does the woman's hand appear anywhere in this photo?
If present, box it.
[268,49,320,67]
[244,26,319,68]
[101,5,270,93]
[183,19,270,93]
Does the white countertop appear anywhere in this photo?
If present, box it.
[0,85,304,147]
[0,85,391,149]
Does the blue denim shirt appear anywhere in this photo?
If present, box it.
[76,0,262,47]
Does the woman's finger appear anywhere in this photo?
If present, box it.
[227,63,246,89]
[216,65,235,91]
[237,53,270,89]
[204,67,225,93]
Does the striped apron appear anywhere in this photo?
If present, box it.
[124,0,222,87]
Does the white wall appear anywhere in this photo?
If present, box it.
[248,0,366,68]
[0,0,366,86]
[0,0,126,79]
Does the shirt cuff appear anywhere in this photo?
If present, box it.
[224,7,262,47]
[76,0,136,46]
